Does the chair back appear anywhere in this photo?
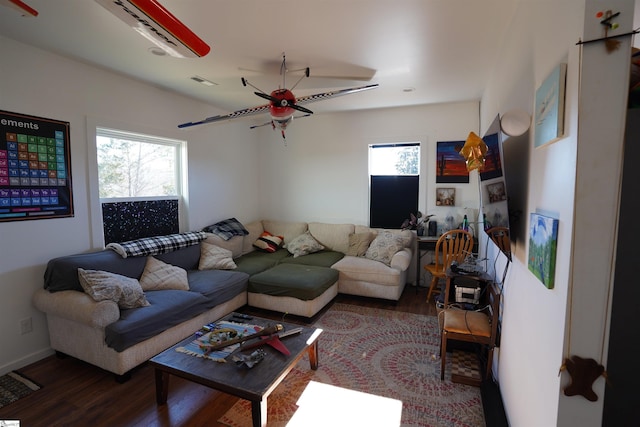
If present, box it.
[486,226,511,257]
[433,229,474,274]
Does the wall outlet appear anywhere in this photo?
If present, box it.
[20,317,33,335]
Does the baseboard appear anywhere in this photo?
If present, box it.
[0,348,54,376]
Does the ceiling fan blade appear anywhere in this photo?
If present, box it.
[290,104,313,115]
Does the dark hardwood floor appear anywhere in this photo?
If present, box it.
[0,286,438,427]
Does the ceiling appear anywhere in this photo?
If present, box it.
[0,0,516,121]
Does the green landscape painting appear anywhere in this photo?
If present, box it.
[528,213,559,289]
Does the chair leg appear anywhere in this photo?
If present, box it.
[440,330,447,380]
[426,276,439,302]
[485,346,495,380]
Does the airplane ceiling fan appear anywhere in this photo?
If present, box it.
[179,54,379,140]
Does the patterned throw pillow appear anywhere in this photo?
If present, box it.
[364,230,406,265]
[346,232,375,257]
[199,242,237,270]
[253,231,284,253]
[286,231,325,258]
[78,268,150,309]
[139,256,189,291]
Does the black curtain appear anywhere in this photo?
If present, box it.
[370,175,419,228]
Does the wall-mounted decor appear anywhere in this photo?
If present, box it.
[528,213,559,289]
[435,187,456,206]
[534,63,567,148]
[436,140,469,183]
[486,181,507,204]
[479,132,503,180]
[0,110,73,222]
[102,199,179,245]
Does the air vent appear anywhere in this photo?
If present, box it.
[190,76,217,86]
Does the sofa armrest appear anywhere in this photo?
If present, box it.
[390,248,412,271]
[33,288,120,328]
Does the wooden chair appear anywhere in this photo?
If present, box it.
[486,226,511,257]
[440,281,500,380]
[424,229,474,302]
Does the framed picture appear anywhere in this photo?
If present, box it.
[486,181,507,204]
[528,213,559,289]
[435,188,456,206]
[534,63,567,148]
[0,110,74,222]
[436,140,469,183]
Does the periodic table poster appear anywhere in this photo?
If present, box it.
[0,110,74,222]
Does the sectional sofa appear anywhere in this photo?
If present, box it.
[33,220,416,378]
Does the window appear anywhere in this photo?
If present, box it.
[96,127,186,244]
[369,143,420,228]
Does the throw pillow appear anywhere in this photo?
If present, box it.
[346,232,375,257]
[199,242,237,270]
[286,231,325,258]
[78,268,150,309]
[253,231,284,253]
[364,230,406,265]
[139,256,189,291]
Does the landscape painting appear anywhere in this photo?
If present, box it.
[528,213,559,289]
[436,140,469,183]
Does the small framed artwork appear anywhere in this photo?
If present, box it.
[435,188,456,206]
[486,181,507,204]
[534,63,567,148]
[528,213,559,289]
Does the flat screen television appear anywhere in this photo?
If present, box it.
[479,115,530,261]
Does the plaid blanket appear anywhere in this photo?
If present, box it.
[202,217,249,241]
[106,231,206,258]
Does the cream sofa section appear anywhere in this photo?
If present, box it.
[32,289,246,377]
[206,220,416,304]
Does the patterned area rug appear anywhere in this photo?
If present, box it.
[0,371,41,408]
[219,303,484,427]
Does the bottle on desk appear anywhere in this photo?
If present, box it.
[462,215,469,232]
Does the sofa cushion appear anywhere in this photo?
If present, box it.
[345,232,375,257]
[286,231,325,258]
[139,257,189,291]
[77,268,150,309]
[233,249,290,275]
[308,222,355,253]
[44,250,147,292]
[280,250,344,267]
[104,289,211,352]
[242,221,264,255]
[198,242,237,270]
[332,255,403,286]
[186,269,249,303]
[204,233,243,258]
[253,231,284,253]
[262,220,308,245]
[249,264,338,301]
[364,230,408,265]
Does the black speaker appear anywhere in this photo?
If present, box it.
[428,221,437,236]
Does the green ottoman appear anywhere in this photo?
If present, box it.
[248,263,339,317]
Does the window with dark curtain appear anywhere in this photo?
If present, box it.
[370,175,419,228]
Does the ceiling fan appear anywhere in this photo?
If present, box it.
[178,54,379,140]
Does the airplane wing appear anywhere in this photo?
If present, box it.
[178,103,270,128]
[295,84,379,106]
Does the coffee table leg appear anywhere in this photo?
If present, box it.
[154,369,170,405]
[308,340,319,370]
[251,399,267,427]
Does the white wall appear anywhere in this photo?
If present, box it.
[481,0,633,426]
[0,36,261,374]
[254,101,480,228]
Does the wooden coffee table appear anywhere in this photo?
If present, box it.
[149,314,322,427]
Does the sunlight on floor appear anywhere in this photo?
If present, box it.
[286,381,403,426]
